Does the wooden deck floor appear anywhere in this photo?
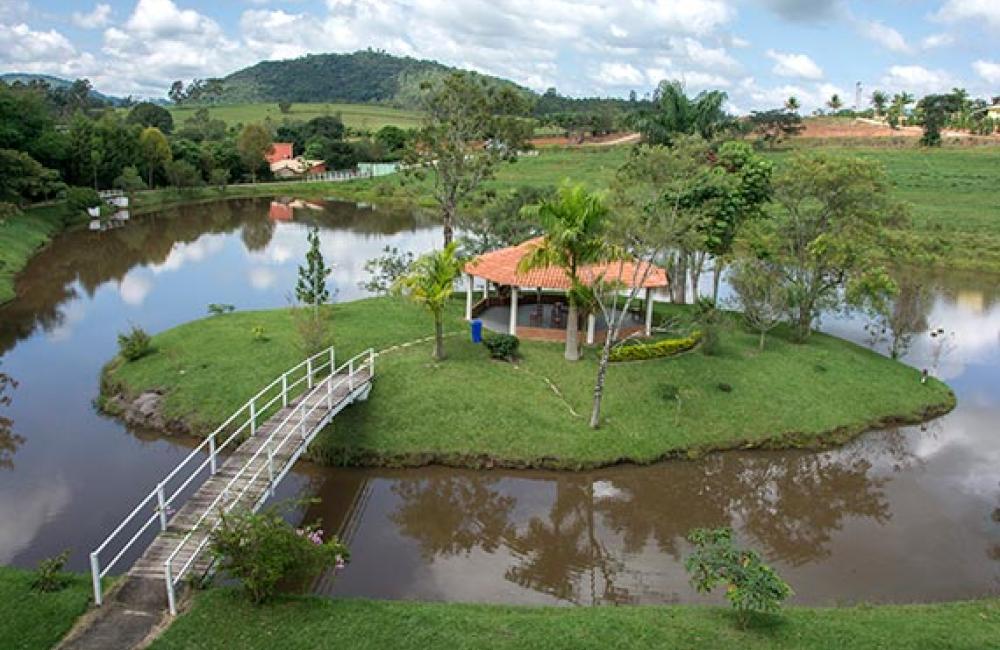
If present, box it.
[128,368,372,582]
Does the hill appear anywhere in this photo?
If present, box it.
[0,72,122,104]
[216,49,526,108]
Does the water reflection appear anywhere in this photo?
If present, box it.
[0,370,21,470]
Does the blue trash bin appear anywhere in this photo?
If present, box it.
[470,318,483,343]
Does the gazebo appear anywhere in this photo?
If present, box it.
[463,237,670,344]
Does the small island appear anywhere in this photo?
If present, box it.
[100,296,954,470]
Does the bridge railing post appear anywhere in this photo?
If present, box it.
[370,349,375,376]
[282,374,288,408]
[267,444,275,495]
[250,401,256,437]
[307,358,314,389]
[209,434,217,475]
[326,373,333,409]
[329,348,335,376]
[349,359,354,392]
[165,561,177,616]
[157,482,168,531]
[90,552,102,607]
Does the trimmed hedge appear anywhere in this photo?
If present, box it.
[609,331,702,362]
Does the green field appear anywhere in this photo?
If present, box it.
[167,102,423,132]
[151,589,1000,650]
[0,567,93,650]
[101,297,953,469]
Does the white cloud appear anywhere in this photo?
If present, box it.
[766,49,824,80]
[921,33,954,49]
[593,62,645,87]
[666,36,739,71]
[0,22,77,63]
[972,60,1000,84]
[72,4,112,29]
[932,0,1000,31]
[855,19,911,54]
[880,65,956,96]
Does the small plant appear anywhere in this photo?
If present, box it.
[208,303,235,316]
[717,382,733,393]
[685,527,792,629]
[694,297,721,356]
[251,325,267,342]
[117,324,152,361]
[484,334,520,361]
[209,503,349,605]
[31,550,71,592]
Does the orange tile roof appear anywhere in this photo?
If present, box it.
[464,237,669,290]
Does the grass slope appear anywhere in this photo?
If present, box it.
[0,205,67,304]
[0,567,93,650]
[151,590,1000,650]
[101,297,954,469]
[166,103,423,132]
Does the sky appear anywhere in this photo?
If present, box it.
[1,0,998,113]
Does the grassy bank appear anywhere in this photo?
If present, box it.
[0,205,72,305]
[0,566,93,650]
[101,297,954,469]
[151,589,1000,650]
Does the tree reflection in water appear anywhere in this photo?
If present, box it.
[0,368,22,469]
[386,434,922,604]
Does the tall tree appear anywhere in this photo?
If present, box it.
[519,184,611,362]
[826,94,844,112]
[237,123,273,183]
[639,80,733,146]
[394,241,465,361]
[406,72,531,245]
[138,126,172,188]
[295,226,332,309]
[126,102,174,133]
[168,80,186,105]
[784,96,801,113]
[746,153,906,341]
[728,257,789,350]
[870,90,888,118]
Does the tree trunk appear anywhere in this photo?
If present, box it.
[759,330,766,350]
[795,304,813,342]
[433,318,445,361]
[712,262,724,305]
[564,302,580,361]
[589,333,614,428]
[442,200,455,246]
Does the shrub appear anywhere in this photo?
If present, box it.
[208,303,235,316]
[251,325,267,342]
[117,325,152,361]
[31,550,71,592]
[293,307,332,358]
[484,333,520,361]
[609,331,701,362]
[717,382,733,393]
[685,527,792,629]
[65,186,100,218]
[694,297,722,356]
[209,505,348,605]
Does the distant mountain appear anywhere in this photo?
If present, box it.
[0,73,123,105]
[216,50,530,107]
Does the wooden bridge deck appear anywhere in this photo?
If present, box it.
[128,367,372,583]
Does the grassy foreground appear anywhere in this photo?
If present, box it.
[150,589,1000,650]
[0,567,93,650]
[101,297,954,469]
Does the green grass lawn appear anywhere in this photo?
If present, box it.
[0,567,93,650]
[101,297,953,469]
[151,589,1000,650]
[164,102,423,132]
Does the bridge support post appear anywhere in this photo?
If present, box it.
[90,553,102,607]
[209,434,217,475]
[329,348,336,377]
[250,401,256,437]
[307,358,314,389]
[157,483,168,531]
[165,561,177,616]
[282,375,288,407]
[326,374,333,409]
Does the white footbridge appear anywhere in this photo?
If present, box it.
[89,346,374,615]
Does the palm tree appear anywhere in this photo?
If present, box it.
[870,90,888,118]
[395,241,464,361]
[639,80,733,145]
[519,185,610,361]
[826,94,844,112]
[784,96,800,113]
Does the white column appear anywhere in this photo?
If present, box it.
[586,313,596,345]
[465,274,474,320]
[644,288,654,336]
[509,286,518,335]
[482,281,489,301]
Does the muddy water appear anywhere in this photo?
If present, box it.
[0,197,997,606]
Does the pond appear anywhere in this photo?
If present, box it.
[0,197,996,606]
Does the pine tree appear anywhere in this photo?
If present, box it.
[295,227,331,308]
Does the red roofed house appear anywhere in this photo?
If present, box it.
[266,143,294,165]
[463,236,669,344]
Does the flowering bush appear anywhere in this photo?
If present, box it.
[209,505,349,604]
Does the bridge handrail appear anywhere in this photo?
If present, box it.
[90,345,338,605]
[161,348,374,613]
